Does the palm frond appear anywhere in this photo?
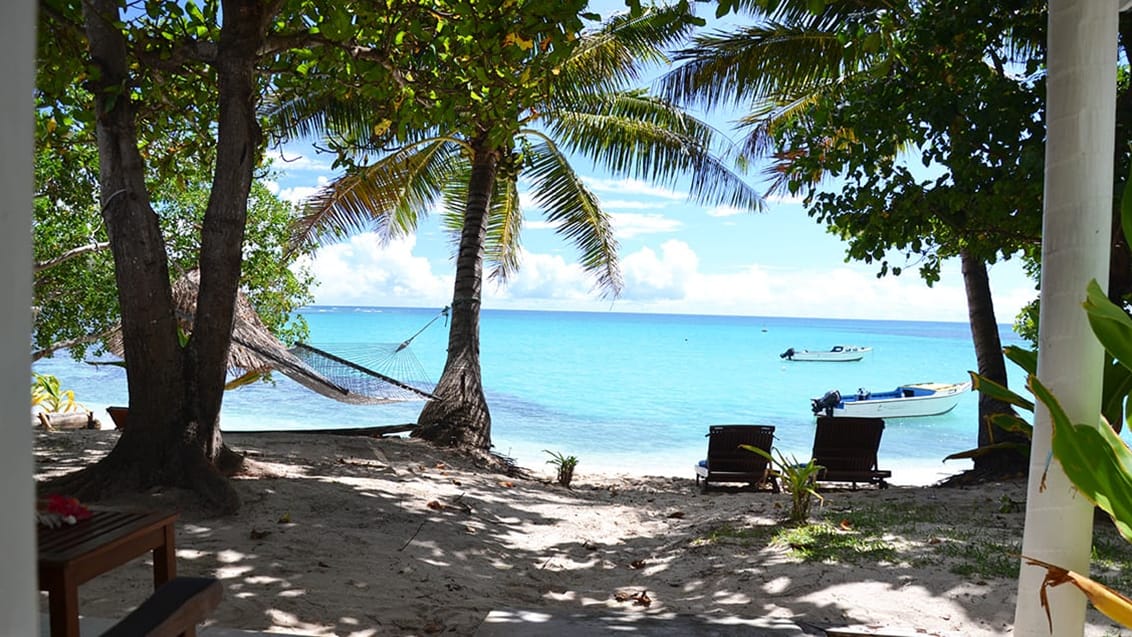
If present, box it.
[560,3,699,98]
[662,21,872,109]
[523,139,622,298]
[484,176,524,285]
[291,139,465,249]
[547,90,763,211]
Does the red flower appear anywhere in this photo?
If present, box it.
[45,494,92,522]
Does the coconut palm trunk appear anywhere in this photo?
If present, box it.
[961,248,1026,475]
[415,138,500,450]
[1013,1,1118,633]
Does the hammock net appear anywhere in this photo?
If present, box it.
[284,341,437,404]
[248,306,449,405]
[105,270,445,405]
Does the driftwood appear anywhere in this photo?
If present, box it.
[36,411,101,430]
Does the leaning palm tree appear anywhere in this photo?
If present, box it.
[282,4,763,455]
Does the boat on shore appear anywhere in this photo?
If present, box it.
[811,381,971,418]
[780,345,871,362]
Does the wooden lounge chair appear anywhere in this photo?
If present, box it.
[811,416,892,488]
[695,424,779,492]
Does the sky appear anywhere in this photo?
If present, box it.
[262,3,1039,325]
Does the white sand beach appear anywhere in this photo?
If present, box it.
[34,429,1129,636]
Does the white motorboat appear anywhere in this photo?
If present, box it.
[811,381,972,418]
[780,345,871,362]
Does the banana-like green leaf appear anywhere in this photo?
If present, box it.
[1084,280,1132,375]
[989,411,1034,436]
[225,369,266,391]
[970,369,1035,412]
[943,440,1030,462]
[1004,345,1038,376]
[1032,376,1132,542]
[1102,358,1132,431]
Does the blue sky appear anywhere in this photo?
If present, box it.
[263,3,1037,324]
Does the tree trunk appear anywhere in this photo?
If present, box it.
[188,0,266,462]
[1014,2,1116,634]
[415,137,499,451]
[44,0,271,514]
[961,249,1027,475]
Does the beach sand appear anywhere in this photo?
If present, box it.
[34,429,1129,636]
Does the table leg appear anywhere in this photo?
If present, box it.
[153,522,177,587]
[48,579,79,637]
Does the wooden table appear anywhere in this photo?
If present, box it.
[38,508,179,637]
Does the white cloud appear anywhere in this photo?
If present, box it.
[620,241,699,300]
[610,212,682,238]
[302,234,451,306]
[487,251,593,301]
[582,177,687,200]
[294,230,1032,324]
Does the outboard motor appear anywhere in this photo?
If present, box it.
[811,390,842,416]
[780,348,795,360]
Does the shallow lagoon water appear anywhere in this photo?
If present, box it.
[34,307,1030,485]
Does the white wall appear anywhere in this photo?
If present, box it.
[0,1,37,634]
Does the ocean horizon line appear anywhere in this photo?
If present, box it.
[299,303,1015,329]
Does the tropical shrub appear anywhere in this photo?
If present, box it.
[742,445,824,524]
[544,450,579,488]
[31,372,80,413]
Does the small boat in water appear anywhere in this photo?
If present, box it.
[780,345,871,362]
[811,381,972,418]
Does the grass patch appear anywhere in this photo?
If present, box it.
[691,492,1132,587]
[692,523,775,547]
[772,520,896,563]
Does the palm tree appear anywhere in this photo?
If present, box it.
[660,0,1042,477]
[284,5,763,454]
[1011,5,1116,633]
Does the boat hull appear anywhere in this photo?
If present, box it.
[781,345,871,362]
[813,382,971,418]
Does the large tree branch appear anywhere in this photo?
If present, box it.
[32,328,115,362]
[34,241,110,273]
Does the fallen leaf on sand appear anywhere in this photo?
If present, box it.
[498,481,514,488]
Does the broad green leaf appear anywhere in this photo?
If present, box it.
[1032,376,1132,542]
[1005,345,1038,375]
[969,370,1034,412]
[944,441,1030,462]
[1084,279,1132,373]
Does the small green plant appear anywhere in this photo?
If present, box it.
[742,445,825,523]
[31,373,80,413]
[543,450,578,488]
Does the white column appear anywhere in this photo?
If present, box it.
[1013,1,1118,635]
[0,1,38,635]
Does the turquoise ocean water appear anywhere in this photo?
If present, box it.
[33,307,1030,486]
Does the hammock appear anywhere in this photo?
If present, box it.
[236,307,448,405]
[105,270,446,405]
